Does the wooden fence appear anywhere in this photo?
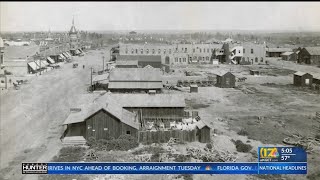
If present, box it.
[138,129,197,144]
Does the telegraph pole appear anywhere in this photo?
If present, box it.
[102,56,105,72]
[90,67,93,92]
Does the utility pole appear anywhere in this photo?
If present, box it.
[102,56,105,72]
[90,67,93,92]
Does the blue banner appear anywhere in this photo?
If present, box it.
[41,162,306,174]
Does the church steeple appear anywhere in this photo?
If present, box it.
[69,17,77,34]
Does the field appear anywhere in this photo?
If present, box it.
[1,48,320,180]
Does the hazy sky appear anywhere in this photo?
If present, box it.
[1,2,320,32]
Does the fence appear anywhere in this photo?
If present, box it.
[138,129,197,144]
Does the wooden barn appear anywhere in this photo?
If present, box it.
[293,71,313,86]
[298,47,320,65]
[196,120,211,143]
[215,71,236,88]
[266,48,292,57]
[62,97,139,141]
[117,55,162,68]
[108,68,163,92]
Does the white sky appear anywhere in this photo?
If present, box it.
[1,2,320,32]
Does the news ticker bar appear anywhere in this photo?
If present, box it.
[22,162,307,174]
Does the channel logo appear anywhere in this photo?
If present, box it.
[259,147,279,159]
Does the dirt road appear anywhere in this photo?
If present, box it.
[0,48,110,180]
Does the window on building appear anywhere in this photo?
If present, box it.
[152,49,155,54]
[251,49,254,54]
[136,49,138,53]
[125,49,128,54]
[1,80,4,83]
[164,49,166,54]
[239,50,241,53]
[202,57,205,61]
[158,49,161,54]
[185,48,187,52]
[255,57,258,62]
[261,57,264,62]
[183,58,186,62]
[193,48,195,53]
[176,48,178,52]
[131,49,134,54]
[207,49,209,53]
[146,49,149,54]
[141,49,143,54]
[189,57,192,61]
[126,131,131,135]
[198,56,202,60]
[243,49,245,53]
[182,47,184,51]
[200,49,202,53]
[175,58,178,62]
[203,48,205,53]
[206,56,209,61]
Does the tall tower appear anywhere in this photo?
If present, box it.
[69,17,79,54]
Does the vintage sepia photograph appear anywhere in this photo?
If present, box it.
[0,1,320,180]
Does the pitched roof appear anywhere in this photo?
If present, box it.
[311,73,320,80]
[304,47,320,55]
[117,55,161,62]
[109,68,162,82]
[104,94,186,108]
[116,60,138,66]
[108,82,163,89]
[63,95,139,129]
[214,70,233,77]
[196,120,210,129]
[281,51,294,56]
[267,48,292,53]
[294,71,308,76]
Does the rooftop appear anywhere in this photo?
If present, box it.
[267,47,292,53]
[304,47,320,55]
[117,55,162,62]
[109,68,162,82]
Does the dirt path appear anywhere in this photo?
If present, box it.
[0,48,110,180]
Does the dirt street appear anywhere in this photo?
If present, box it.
[0,48,110,180]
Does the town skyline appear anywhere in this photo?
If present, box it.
[1,2,320,32]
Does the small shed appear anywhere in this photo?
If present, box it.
[215,71,236,88]
[196,120,211,143]
[250,70,260,76]
[293,71,313,86]
[190,84,198,93]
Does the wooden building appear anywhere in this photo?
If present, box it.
[215,71,236,88]
[281,51,297,62]
[298,47,320,65]
[106,94,186,124]
[115,60,139,68]
[63,97,139,140]
[196,120,211,143]
[108,68,163,92]
[293,71,313,86]
[117,55,162,68]
[266,48,292,57]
